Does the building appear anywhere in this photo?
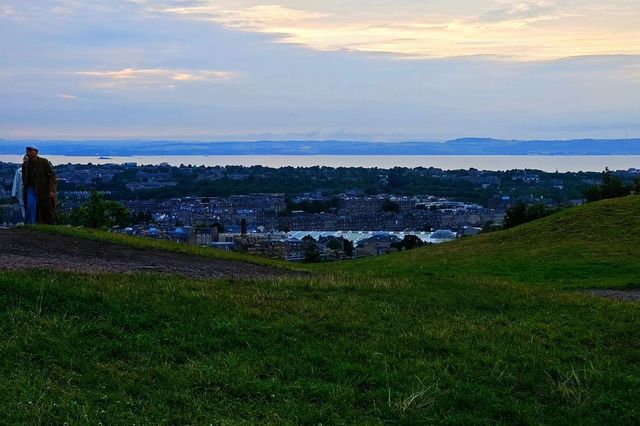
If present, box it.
[356,233,401,257]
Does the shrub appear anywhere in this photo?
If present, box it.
[503,202,558,229]
[68,190,130,229]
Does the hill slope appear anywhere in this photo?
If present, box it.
[1,197,639,424]
[326,195,640,289]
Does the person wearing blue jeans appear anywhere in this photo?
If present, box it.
[26,185,38,224]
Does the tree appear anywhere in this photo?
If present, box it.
[503,202,557,229]
[326,238,342,251]
[402,234,424,250]
[68,190,130,228]
[343,238,355,258]
[600,168,629,199]
[300,235,321,262]
[303,242,321,263]
[325,238,343,260]
[391,235,425,252]
[584,168,631,202]
[503,202,528,228]
[382,199,400,213]
[524,204,550,222]
[481,220,501,233]
[387,168,407,189]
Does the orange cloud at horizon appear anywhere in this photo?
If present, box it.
[159,2,640,61]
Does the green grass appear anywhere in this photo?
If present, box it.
[2,271,639,424]
[2,196,640,423]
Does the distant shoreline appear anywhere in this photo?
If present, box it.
[3,153,640,157]
[1,138,639,157]
[2,154,638,172]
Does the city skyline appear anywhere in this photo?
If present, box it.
[1,0,639,141]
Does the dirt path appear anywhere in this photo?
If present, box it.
[0,229,299,280]
[584,289,640,302]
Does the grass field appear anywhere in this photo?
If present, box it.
[2,196,639,424]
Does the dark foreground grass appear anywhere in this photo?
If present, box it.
[1,269,639,424]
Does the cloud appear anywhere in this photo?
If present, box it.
[162,4,328,28]
[156,1,640,60]
[1,1,639,140]
[1,5,15,16]
[483,0,559,22]
[72,68,239,89]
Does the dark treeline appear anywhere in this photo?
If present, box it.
[69,165,605,207]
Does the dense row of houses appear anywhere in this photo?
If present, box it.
[120,194,503,232]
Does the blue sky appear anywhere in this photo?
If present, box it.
[1,0,639,140]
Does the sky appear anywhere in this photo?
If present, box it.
[1,0,639,141]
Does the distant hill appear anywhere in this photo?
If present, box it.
[1,138,640,156]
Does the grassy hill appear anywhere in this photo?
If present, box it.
[323,195,640,289]
[1,197,639,424]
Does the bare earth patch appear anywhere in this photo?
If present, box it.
[0,229,300,280]
[584,289,640,302]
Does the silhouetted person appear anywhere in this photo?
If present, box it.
[11,155,27,221]
[22,146,58,224]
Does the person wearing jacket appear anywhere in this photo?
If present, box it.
[22,146,58,225]
[10,156,27,221]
